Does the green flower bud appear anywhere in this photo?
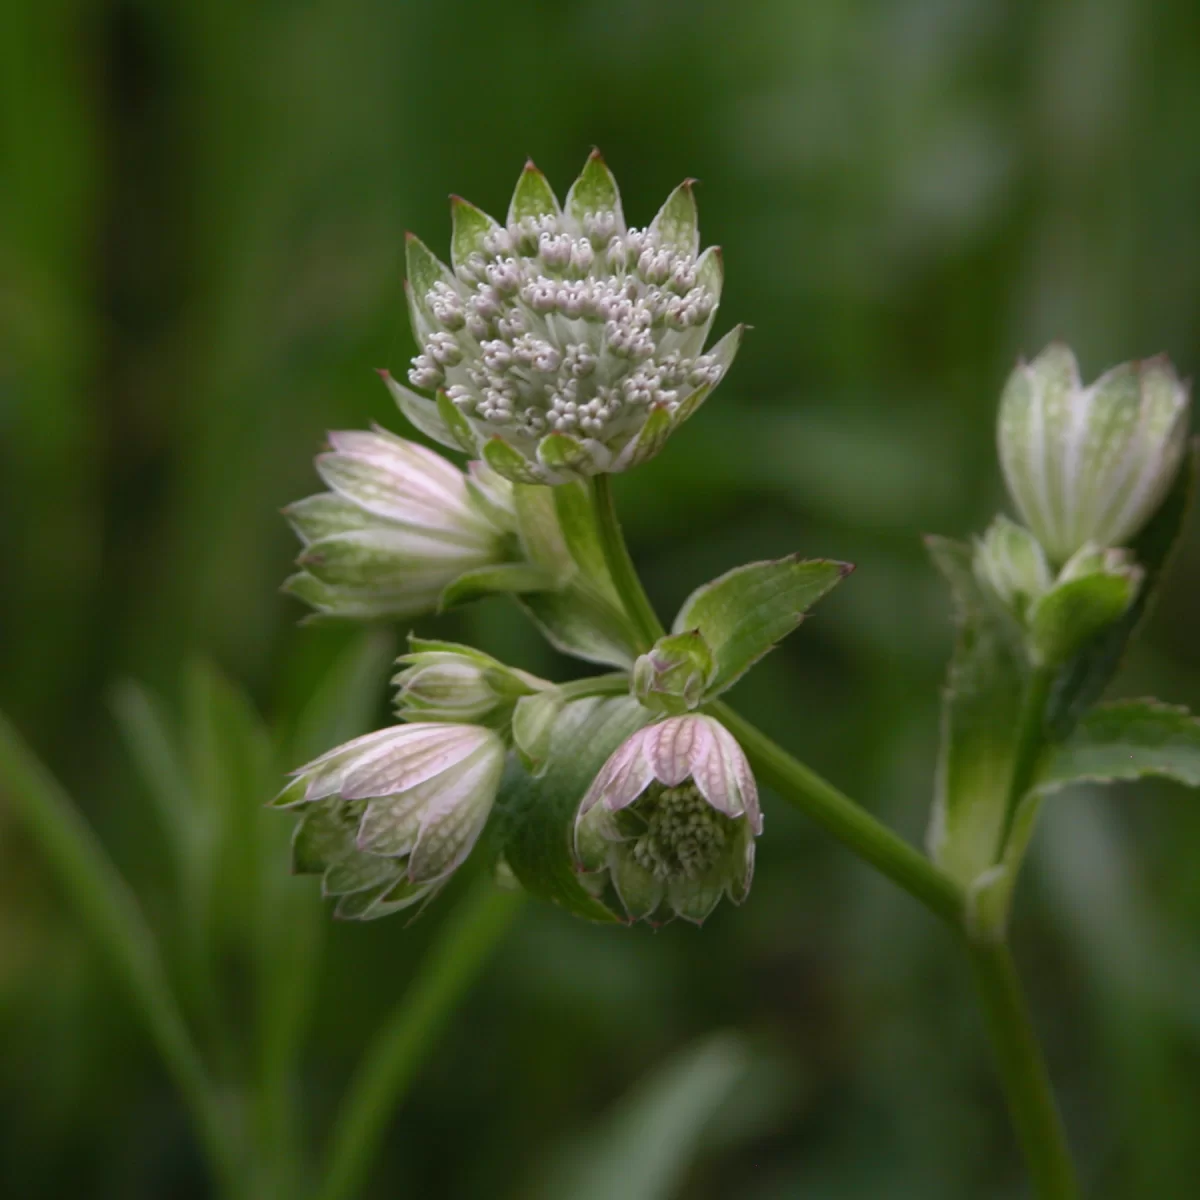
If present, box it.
[632,630,714,715]
[998,344,1190,565]
[973,515,1053,620]
[389,152,744,484]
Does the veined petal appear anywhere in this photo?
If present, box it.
[355,785,431,857]
[340,723,494,801]
[581,727,656,813]
[647,715,702,787]
[689,717,759,826]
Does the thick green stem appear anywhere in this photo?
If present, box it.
[0,712,241,1194]
[592,474,666,650]
[315,882,524,1200]
[712,701,964,925]
[967,941,1079,1198]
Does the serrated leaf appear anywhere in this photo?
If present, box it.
[1046,441,1197,735]
[450,196,499,271]
[672,556,851,697]
[508,162,562,224]
[494,696,653,922]
[649,180,699,258]
[925,537,1028,887]
[440,562,556,609]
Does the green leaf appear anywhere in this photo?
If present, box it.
[925,537,1028,887]
[649,179,699,258]
[565,149,625,230]
[518,589,639,670]
[495,695,652,922]
[440,562,556,609]
[1046,441,1197,736]
[672,555,852,697]
[508,161,562,224]
[1036,699,1200,793]
[1028,570,1141,666]
[449,196,499,271]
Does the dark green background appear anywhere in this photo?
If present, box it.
[3,0,1200,1195]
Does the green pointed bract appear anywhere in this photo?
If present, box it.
[483,436,544,484]
[973,515,1052,620]
[650,179,700,259]
[450,196,499,272]
[615,404,673,471]
[404,235,457,331]
[672,324,744,427]
[508,161,561,223]
[381,370,456,447]
[565,149,625,231]
[536,431,590,474]
[440,563,554,609]
[435,389,480,455]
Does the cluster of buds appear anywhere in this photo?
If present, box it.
[975,344,1191,663]
[384,152,743,484]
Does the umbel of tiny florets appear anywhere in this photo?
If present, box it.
[574,714,760,924]
[380,151,744,484]
[283,427,517,620]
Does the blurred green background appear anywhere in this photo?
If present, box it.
[3,0,1200,1196]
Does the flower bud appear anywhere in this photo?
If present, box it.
[574,714,760,924]
[274,722,505,919]
[998,344,1190,564]
[283,429,516,620]
[973,516,1052,619]
[392,638,545,726]
[632,630,714,715]
[392,153,743,484]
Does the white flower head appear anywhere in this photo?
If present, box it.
[998,344,1190,565]
[283,427,515,620]
[574,714,760,925]
[387,152,744,484]
[276,722,505,919]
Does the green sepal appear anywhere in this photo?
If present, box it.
[565,150,625,230]
[925,536,1028,887]
[1046,440,1197,736]
[404,234,458,330]
[508,161,562,224]
[450,195,499,272]
[379,370,456,448]
[291,799,365,875]
[440,563,556,609]
[483,436,545,484]
[1028,570,1141,667]
[619,403,673,470]
[436,390,479,456]
[633,629,714,715]
[494,695,653,922]
[537,431,590,475]
[673,324,744,426]
[649,179,699,258]
[672,555,852,698]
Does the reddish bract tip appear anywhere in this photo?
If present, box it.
[375,367,391,380]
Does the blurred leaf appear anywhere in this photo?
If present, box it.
[1029,571,1142,667]
[534,1032,753,1200]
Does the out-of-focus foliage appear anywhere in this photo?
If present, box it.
[2,0,1199,1196]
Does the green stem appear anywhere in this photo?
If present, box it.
[967,941,1079,1198]
[592,474,666,650]
[998,664,1055,853]
[712,701,964,925]
[0,712,241,1194]
[315,882,524,1200]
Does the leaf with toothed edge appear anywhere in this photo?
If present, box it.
[673,556,852,698]
[565,150,625,231]
[508,161,562,223]
[379,370,456,448]
[450,196,500,271]
[650,180,700,258]
[493,696,653,922]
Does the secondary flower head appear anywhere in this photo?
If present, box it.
[284,427,515,620]
[275,722,506,919]
[998,344,1190,565]
[574,714,761,924]
[383,151,743,484]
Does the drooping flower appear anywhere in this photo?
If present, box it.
[283,427,516,620]
[997,344,1190,564]
[392,638,547,727]
[574,714,760,924]
[275,723,506,919]
[381,151,743,484]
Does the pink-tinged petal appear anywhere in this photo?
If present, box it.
[355,787,430,857]
[646,715,700,786]
[407,738,505,881]
[288,728,411,804]
[688,717,760,827]
[579,726,655,814]
[339,723,491,800]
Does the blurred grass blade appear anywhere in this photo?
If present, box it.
[0,710,238,1190]
[535,1031,754,1200]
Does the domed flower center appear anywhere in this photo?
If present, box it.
[619,782,734,881]
[408,217,723,449]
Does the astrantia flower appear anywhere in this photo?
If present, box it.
[574,714,761,924]
[998,344,1190,564]
[275,723,505,919]
[284,427,516,620]
[381,151,743,484]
